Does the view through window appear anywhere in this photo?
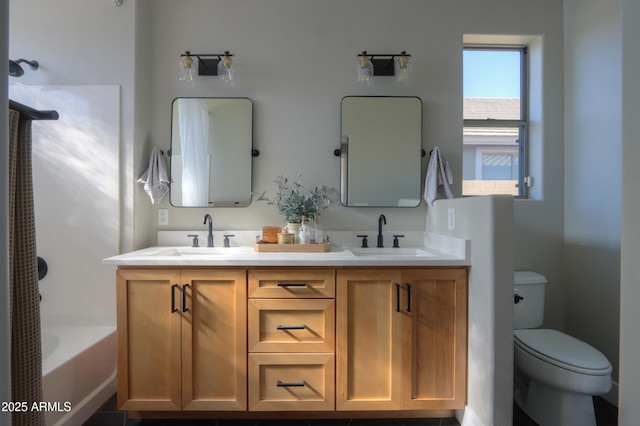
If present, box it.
[463,47,527,197]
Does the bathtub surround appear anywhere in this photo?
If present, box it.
[41,324,116,426]
[8,108,45,426]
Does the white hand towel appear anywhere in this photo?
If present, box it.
[423,147,454,206]
[137,147,169,204]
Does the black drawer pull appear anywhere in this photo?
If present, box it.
[406,283,411,313]
[395,283,400,312]
[277,325,306,330]
[182,284,189,312]
[277,380,306,387]
[171,284,179,313]
[277,282,307,287]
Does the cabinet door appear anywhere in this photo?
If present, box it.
[181,269,247,411]
[336,270,402,411]
[116,269,182,411]
[400,269,467,410]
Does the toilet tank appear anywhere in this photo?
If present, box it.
[514,271,547,329]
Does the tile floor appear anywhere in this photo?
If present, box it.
[83,394,459,426]
[84,393,619,426]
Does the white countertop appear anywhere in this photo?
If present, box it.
[103,237,470,267]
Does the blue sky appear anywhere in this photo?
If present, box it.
[463,50,521,98]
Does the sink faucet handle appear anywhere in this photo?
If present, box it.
[356,234,369,248]
[223,234,235,248]
[392,234,405,248]
[187,234,199,247]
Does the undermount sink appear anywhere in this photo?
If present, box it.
[151,247,242,256]
[349,247,435,257]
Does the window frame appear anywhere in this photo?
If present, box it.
[463,45,529,198]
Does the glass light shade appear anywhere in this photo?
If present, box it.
[357,53,374,85]
[217,52,233,83]
[395,52,411,84]
[179,53,195,84]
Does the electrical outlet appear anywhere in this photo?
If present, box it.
[448,208,456,230]
[158,208,169,226]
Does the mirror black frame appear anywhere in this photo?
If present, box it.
[339,96,423,208]
[169,97,255,208]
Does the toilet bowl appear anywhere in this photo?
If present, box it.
[513,272,612,426]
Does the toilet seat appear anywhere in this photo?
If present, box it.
[514,329,612,375]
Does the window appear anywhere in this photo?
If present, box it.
[463,46,528,197]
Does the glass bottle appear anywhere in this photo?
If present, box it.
[298,216,310,244]
[313,215,323,244]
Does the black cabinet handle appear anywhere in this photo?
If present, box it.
[395,283,400,312]
[171,284,179,313]
[182,284,189,312]
[406,284,411,313]
[277,380,306,387]
[277,282,307,287]
[277,325,306,330]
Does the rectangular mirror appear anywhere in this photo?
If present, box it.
[170,97,253,207]
[340,96,423,207]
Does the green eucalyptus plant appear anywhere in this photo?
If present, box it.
[257,175,336,224]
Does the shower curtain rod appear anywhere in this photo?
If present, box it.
[9,99,59,121]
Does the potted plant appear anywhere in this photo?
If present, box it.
[256,175,335,229]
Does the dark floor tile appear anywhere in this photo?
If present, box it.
[216,420,260,426]
[255,420,310,426]
[398,418,442,425]
[83,411,125,426]
[126,419,215,426]
[348,419,403,426]
[594,396,619,426]
[96,393,120,412]
[440,419,459,426]
[513,402,538,426]
[306,420,351,426]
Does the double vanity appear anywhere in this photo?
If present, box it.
[104,234,470,420]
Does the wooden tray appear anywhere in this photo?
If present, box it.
[254,241,330,253]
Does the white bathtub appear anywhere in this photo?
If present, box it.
[41,325,117,426]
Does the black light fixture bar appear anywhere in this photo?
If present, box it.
[357,51,411,76]
[180,51,234,76]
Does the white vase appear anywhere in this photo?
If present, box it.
[284,222,301,243]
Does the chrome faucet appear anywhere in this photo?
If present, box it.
[377,214,386,248]
[203,214,214,247]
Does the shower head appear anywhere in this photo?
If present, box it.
[9,59,39,77]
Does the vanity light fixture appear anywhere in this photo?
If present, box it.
[356,50,412,84]
[179,50,235,84]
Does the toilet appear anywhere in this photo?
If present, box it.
[513,271,612,426]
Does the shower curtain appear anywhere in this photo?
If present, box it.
[178,99,210,206]
[8,109,45,426]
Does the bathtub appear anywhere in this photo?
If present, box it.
[41,325,117,426]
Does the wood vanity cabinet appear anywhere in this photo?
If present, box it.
[115,268,247,411]
[336,268,467,411]
[114,265,467,418]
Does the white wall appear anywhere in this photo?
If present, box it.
[428,196,514,426]
[140,0,567,334]
[563,0,622,402]
[619,0,640,422]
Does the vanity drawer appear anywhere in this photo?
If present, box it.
[248,269,335,298]
[248,353,335,411]
[249,299,335,353]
